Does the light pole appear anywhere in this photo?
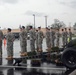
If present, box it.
[45,16,47,28]
[33,14,35,29]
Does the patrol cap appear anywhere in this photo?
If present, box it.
[30,26,33,29]
[50,27,53,29]
[38,26,41,29]
[56,28,59,31]
[22,26,25,29]
[36,29,38,31]
[62,29,64,31]
[46,27,48,29]
[8,28,11,31]
[65,28,67,30]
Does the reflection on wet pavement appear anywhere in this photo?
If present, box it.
[0,40,75,75]
[7,69,14,75]
[0,59,75,75]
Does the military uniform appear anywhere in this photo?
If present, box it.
[0,30,3,57]
[56,31,60,47]
[35,30,38,50]
[50,31,55,47]
[64,31,68,45]
[62,31,65,46]
[6,31,14,57]
[68,31,72,42]
[19,29,27,54]
[45,29,51,51]
[38,30,44,51]
[29,29,36,51]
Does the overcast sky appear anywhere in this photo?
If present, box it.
[0,0,76,29]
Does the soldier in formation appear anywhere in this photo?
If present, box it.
[29,26,36,52]
[61,29,65,47]
[55,29,60,47]
[19,26,27,56]
[6,28,15,59]
[45,27,73,49]
[45,27,51,52]
[64,28,68,45]
[61,28,72,47]
[50,27,55,47]
[0,26,73,59]
[0,29,3,57]
[37,27,44,52]
[68,29,72,42]
[35,29,38,51]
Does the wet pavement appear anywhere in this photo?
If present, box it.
[0,39,76,75]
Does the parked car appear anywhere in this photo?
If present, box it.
[13,33,19,40]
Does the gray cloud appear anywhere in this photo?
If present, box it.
[25,10,47,17]
[1,0,18,4]
[70,0,76,8]
[57,0,76,8]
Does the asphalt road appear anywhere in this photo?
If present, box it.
[0,38,76,75]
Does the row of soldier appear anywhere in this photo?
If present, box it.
[18,26,73,56]
[0,26,72,59]
[46,27,72,49]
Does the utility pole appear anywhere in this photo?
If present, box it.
[45,16,47,28]
[33,14,35,29]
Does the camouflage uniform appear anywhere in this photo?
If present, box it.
[29,29,35,51]
[56,31,60,47]
[6,32,14,57]
[35,30,38,50]
[38,30,44,51]
[64,31,68,45]
[0,30,3,57]
[62,31,65,46]
[45,29,51,50]
[19,30,27,53]
[50,31,55,47]
[68,31,72,42]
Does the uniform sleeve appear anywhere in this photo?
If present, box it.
[24,31,27,40]
[12,33,15,41]
[47,32,49,37]
[21,31,27,41]
[0,31,3,39]
[6,33,11,41]
[33,31,36,40]
[41,31,44,38]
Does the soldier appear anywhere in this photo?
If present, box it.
[0,29,3,57]
[64,28,68,45]
[19,26,27,56]
[6,28,15,59]
[56,29,60,47]
[50,27,55,47]
[61,29,65,46]
[29,26,35,52]
[35,29,38,51]
[37,27,44,52]
[45,27,51,52]
[68,29,72,42]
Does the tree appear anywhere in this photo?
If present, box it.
[51,19,66,30]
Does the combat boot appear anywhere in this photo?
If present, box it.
[20,52,27,56]
[6,56,13,60]
[37,49,43,53]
